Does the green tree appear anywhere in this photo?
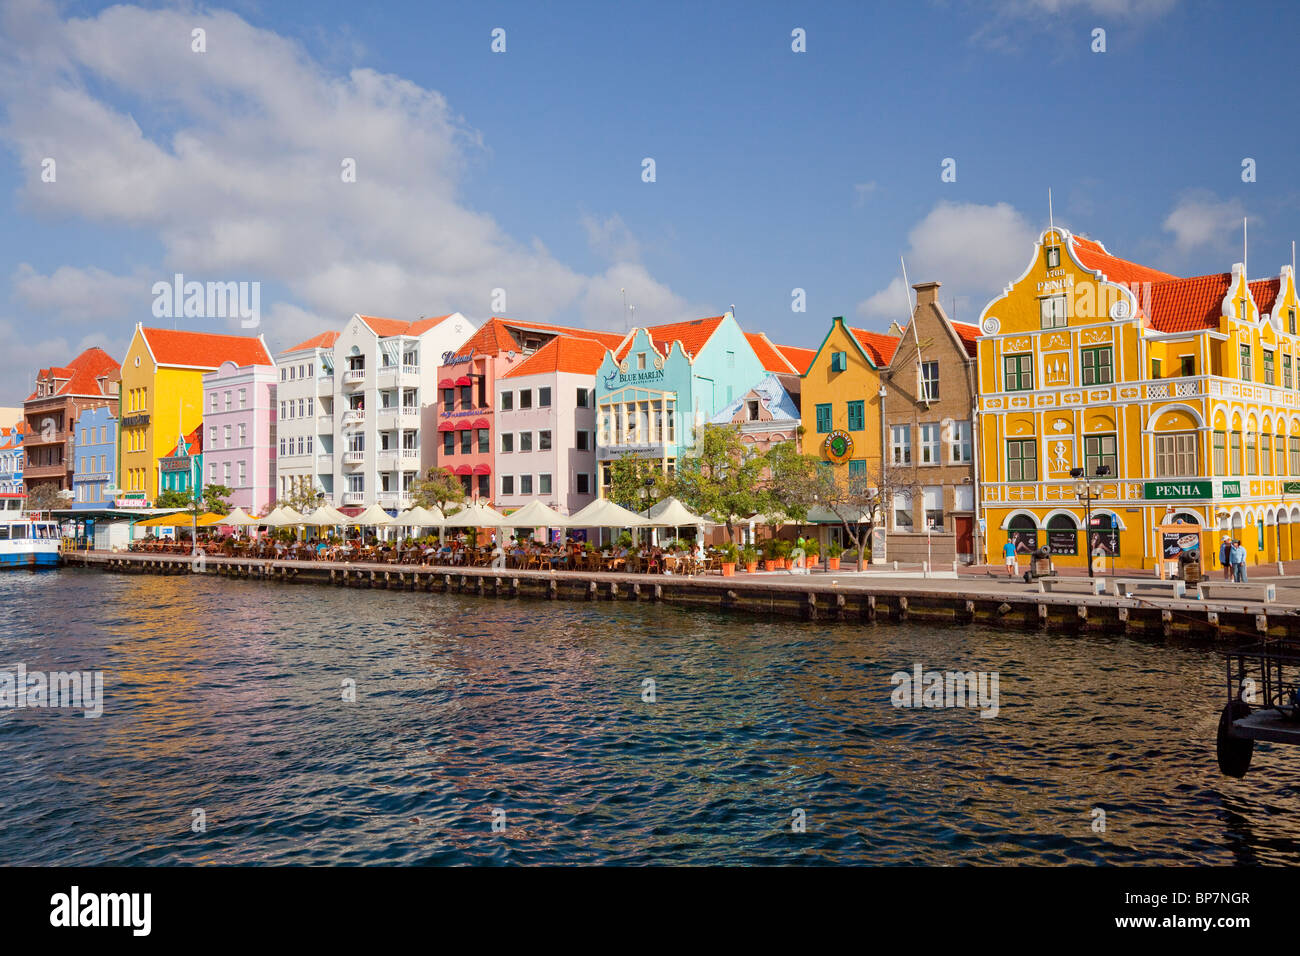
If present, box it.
[156,488,196,510]
[762,443,823,523]
[411,466,467,513]
[606,452,668,510]
[814,460,918,570]
[276,480,324,514]
[673,424,765,543]
[201,484,233,515]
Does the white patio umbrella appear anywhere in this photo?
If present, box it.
[265,506,308,527]
[304,505,351,527]
[259,506,287,526]
[395,505,446,527]
[568,498,651,528]
[504,499,573,528]
[220,506,260,526]
[642,496,711,527]
[353,503,396,526]
[442,500,508,528]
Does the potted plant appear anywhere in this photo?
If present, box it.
[740,545,759,573]
[617,531,633,550]
[826,541,843,570]
[774,538,792,569]
[719,541,738,576]
[763,538,782,572]
[802,538,820,569]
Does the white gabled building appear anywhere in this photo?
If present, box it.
[277,313,476,510]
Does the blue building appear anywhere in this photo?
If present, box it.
[158,426,203,499]
[0,424,22,494]
[72,406,117,510]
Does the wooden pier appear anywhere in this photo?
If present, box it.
[60,550,1300,641]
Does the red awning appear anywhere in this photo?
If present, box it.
[473,463,491,475]
[456,420,474,430]
[453,464,472,476]
[471,418,490,429]
[455,375,472,387]
[437,421,455,432]
[438,378,456,388]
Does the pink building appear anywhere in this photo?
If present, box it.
[202,360,278,513]
[496,336,606,518]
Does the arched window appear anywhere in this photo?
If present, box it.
[1088,512,1120,557]
[1046,513,1079,555]
[1008,514,1038,554]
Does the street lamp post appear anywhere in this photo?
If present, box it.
[1070,465,1111,578]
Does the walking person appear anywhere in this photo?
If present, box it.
[1219,536,1233,581]
[1231,539,1248,583]
[1003,539,1018,578]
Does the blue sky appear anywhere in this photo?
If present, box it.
[0,0,1295,405]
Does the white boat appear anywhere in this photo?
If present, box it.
[0,493,61,569]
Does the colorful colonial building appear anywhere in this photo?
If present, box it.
[273,331,339,507]
[158,427,202,498]
[976,226,1300,570]
[202,360,278,513]
[22,347,120,501]
[118,326,273,506]
[71,406,117,509]
[0,424,24,495]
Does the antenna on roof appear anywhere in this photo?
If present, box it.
[1048,187,1054,236]
[1244,217,1248,277]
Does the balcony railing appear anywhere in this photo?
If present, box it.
[342,492,365,505]
[342,369,366,387]
[341,410,365,427]
[342,451,365,466]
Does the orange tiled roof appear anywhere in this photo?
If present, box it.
[141,328,273,369]
[744,332,798,373]
[355,314,454,338]
[1145,273,1232,333]
[951,321,980,357]
[849,328,901,366]
[25,346,120,401]
[776,344,816,374]
[615,316,725,361]
[1250,278,1281,318]
[163,425,203,459]
[285,331,340,352]
[1069,235,1178,286]
[452,318,625,361]
[502,335,612,378]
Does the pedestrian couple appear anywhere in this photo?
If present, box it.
[1219,536,1248,582]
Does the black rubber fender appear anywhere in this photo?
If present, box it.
[1216,699,1254,778]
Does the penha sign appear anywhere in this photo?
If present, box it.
[1143,480,1241,500]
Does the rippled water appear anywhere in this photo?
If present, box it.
[1,567,1297,865]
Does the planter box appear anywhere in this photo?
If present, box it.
[764,559,781,571]
[744,562,758,573]
[721,562,736,577]
[827,557,840,570]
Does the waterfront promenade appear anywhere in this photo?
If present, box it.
[64,549,1300,641]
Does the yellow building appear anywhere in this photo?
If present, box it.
[118,325,272,504]
[976,227,1300,571]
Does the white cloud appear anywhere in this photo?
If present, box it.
[0,0,699,393]
[12,263,148,321]
[1162,190,1249,255]
[856,200,1036,322]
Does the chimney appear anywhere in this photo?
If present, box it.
[912,281,941,309]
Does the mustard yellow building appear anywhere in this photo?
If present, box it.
[118,325,272,504]
[976,227,1300,570]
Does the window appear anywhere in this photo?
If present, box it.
[1180,355,1195,377]
[520,474,533,495]
[847,459,867,494]
[1286,355,1294,390]
[539,474,552,495]
[830,351,847,372]
[1047,513,1077,555]
[539,430,552,450]
[1269,433,1282,475]
[890,425,911,465]
[1291,309,1297,336]
[576,388,588,408]
[1004,354,1033,391]
[460,430,472,454]
[919,423,941,464]
[442,389,455,412]
[1007,439,1037,482]
[459,385,472,408]
[238,388,247,409]
[1240,344,1253,381]
[950,420,972,463]
[1212,432,1226,475]
[478,429,490,454]
[238,462,246,486]
[893,490,913,531]
[501,433,513,453]
[224,390,232,410]
[1154,433,1197,477]
[1084,434,1117,476]
[238,423,246,446]
[1246,430,1257,474]
[519,390,532,409]
[443,432,454,456]
[1080,347,1113,385]
[520,432,533,452]
[1040,294,1067,329]
[1045,245,1061,269]
[576,473,591,495]
[210,393,218,411]
[539,387,551,407]
[501,475,514,496]
[1230,431,1242,476]
[1265,350,1276,385]
[223,424,232,449]
[636,352,647,370]
[920,361,939,401]
[922,486,944,531]
[576,430,589,452]
[210,426,217,446]
[815,403,832,433]
[1290,436,1300,476]
[1150,358,1161,379]
[846,400,865,431]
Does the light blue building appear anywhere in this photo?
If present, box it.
[72,406,117,510]
[0,424,22,494]
[594,311,773,494]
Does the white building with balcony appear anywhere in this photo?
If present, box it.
[326,312,476,510]
[274,331,339,507]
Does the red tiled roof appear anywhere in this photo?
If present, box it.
[951,321,980,357]
[1069,235,1177,286]
[25,346,120,401]
[502,335,612,378]
[775,344,816,374]
[849,328,901,366]
[615,316,725,361]
[744,332,798,373]
[1250,278,1281,318]
[285,331,340,352]
[1145,274,1232,333]
[451,318,625,361]
[162,425,203,459]
[355,313,454,338]
[141,328,273,369]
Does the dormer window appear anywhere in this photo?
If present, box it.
[636,352,647,370]
[746,400,760,421]
[1045,246,1061,269]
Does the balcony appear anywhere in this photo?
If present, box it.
[377,449,419,471]
[342,491,365,505]
[377,491,410,509]
[378,407,420,430]
[317,415,334,434]
[377,364,420,387]
[342,369,366,388]
[341,409,365,427]
[342,451,365,467]
[317,373,334,395]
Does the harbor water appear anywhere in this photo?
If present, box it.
[1,567,1296,865]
